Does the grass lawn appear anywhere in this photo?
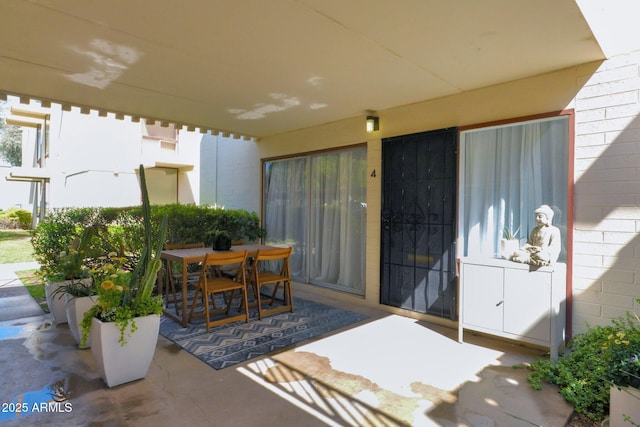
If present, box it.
[0,229,36,263]
[15,269,49,313]
[0,230,46,311]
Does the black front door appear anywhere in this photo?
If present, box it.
[380,128,457,319]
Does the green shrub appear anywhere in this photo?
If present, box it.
[154,203,265,244]
[31,207,135,279]
[31,204,265,280]
[527,310,640,421]
[0,207,32,229]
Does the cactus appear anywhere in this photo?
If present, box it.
[132,164,168,308]
[80,164,168,347]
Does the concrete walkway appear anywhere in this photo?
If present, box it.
[0,267,574,426]
[0,261,44,321]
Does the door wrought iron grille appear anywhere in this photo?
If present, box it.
[380,128,457,319]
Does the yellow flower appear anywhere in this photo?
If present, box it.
[115,285,123,292]
[101,280,115,290]
[616,332,625,339]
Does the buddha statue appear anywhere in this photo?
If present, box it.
[510,205,561,266]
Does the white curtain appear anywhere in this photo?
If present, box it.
[308,149,366,293]
[263,147,367,294]
[460,117,568,260]
[263,157,307,278]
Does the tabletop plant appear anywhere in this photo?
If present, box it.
[206,229,232,250]
[502,225,520,241]
[80,165,168,347]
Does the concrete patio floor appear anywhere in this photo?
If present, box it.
[0,263,573,427]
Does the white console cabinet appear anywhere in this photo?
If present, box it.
[458,257,566,359]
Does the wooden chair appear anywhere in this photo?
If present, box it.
[163,242,205,312]
[249,246,293,319]
[188,251,250,331]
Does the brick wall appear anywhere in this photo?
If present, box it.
[573,50,640,334]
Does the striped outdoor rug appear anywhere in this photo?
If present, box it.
[159,297,368,369]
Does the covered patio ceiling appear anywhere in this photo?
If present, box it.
[0,1,626,140]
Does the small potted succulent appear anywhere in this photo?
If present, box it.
[500,225,521,259]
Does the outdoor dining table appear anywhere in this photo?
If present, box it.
[159,244,276,327]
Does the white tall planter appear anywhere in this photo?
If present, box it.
[45,278,93,324]
[91,314,160,388]
[45,280,69,324]
[65,295,97,348]
[610,386,640,427]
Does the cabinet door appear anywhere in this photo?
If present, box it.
[462,264,503,332]
[503,269,551,343]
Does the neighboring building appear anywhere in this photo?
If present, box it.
[0,164,31,211]
[199,133,260,214]
[2,100,261,221]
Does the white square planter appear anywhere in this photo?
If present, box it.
[45,280,70,324]
[65,295,97,348]
[91,314,160,388]
[499,238,520,259]
[610,386,640,427]
[45,278,93,324]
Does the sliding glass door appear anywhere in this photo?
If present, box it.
[263,146,366,295]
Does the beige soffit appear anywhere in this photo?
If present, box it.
[0,0,608,139]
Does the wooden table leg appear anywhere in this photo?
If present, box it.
[181,262,188,327]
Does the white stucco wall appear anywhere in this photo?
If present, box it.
[3,102,203,210]
[0,125,37,211]
[0,165,32,210]
[200,134,260,214]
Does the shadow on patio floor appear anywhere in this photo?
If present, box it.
[0,283,573,426]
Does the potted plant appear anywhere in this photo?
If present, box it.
[61,251,134,349]
[207,229,232,251]
[44,227,95,324]
[59,279,97,348]
[80,165,168,388]
[500,225,521,259]
[605,309,640,427]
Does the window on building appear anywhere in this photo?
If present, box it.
[459,115,570,261]
[263,146,367,295]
